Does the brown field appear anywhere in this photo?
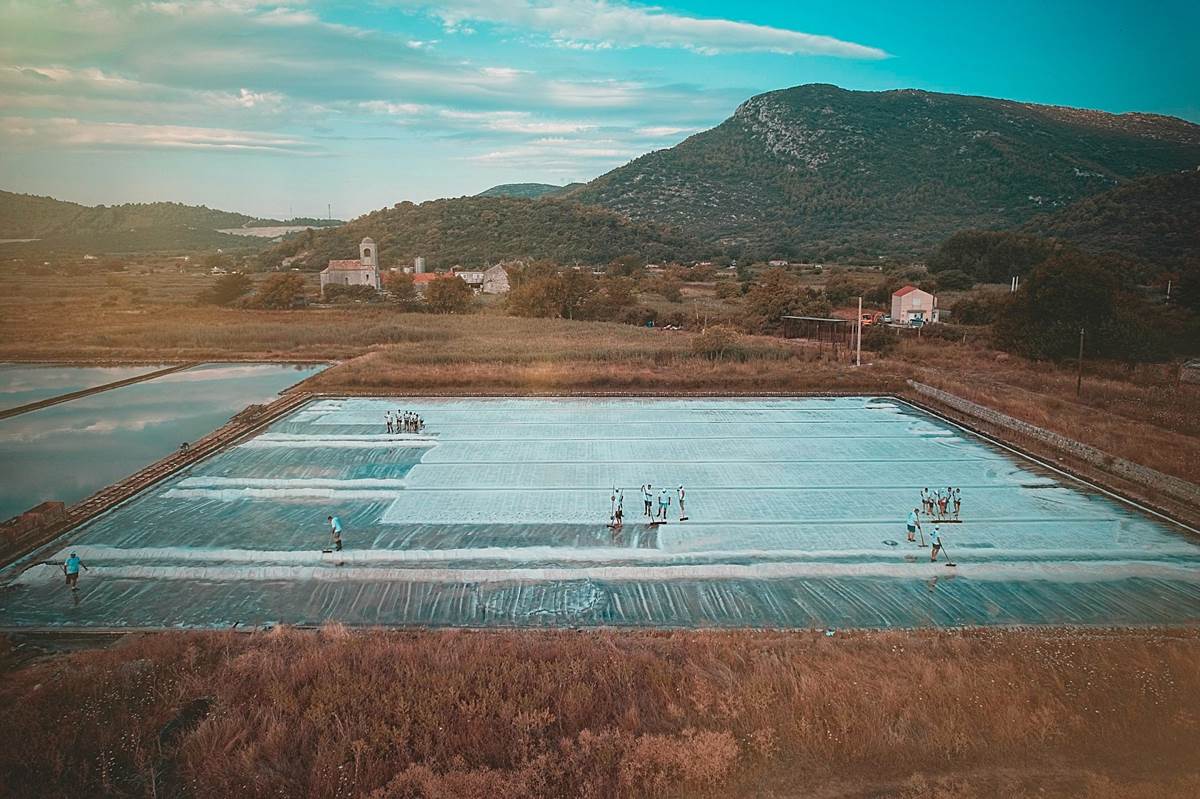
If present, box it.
[1,627,1198,798]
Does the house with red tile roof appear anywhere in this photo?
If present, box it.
[890,285,939,325]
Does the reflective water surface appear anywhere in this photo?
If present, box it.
[0,363,323,519]
[0,364,167,411]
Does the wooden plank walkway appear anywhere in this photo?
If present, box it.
[0,363,198,420]
[1,390,314,569]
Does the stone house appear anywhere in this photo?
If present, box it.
[481,263,510,294]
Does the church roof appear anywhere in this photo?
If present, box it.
[323,259,370,272]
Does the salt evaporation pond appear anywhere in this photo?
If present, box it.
[0,363,168,411]
[2,396,1199,629]
[0,363,323,520]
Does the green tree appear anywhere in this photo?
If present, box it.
[741,269,830,333]
[928,231,1060,283]
[198,272,253,305]
[382,271,418,306]
[201,252,234,272]
[250,273,307,309]
[607,254,644,277]
[992,253,1136,359]
[691,324,744,360]
[424,275,475,314]
[507,275,568,318]
[579,276,637,321]
[560,270,599,319]
[323,284,380,304]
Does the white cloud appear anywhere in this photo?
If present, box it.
[401,0,888,58]
[634,125,693,138]
[224,88,285,109]
[544,79,641,108]
[438,109,594,134]
[0,116,313,153]
[465,135,639,168]
[359,100,428,116]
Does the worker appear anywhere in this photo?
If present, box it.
[906,508,921,543]
[62,551,88,591]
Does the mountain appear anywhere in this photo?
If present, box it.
[0,190,341,256]
[1021,169,1200,269]
[261,196,701,270]
[567,84,1200,260]
[476,183,581,199]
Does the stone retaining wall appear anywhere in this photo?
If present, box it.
[907,380,1200,509]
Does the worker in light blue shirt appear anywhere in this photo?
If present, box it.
[657,487,671,521]
[327,515,344,552]
[62,552,88,590]
[906,508,921,543]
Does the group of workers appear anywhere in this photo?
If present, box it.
[607,484,687,528]
[907,487,966,562]
[386,411,424,434]
[920,486,962,521]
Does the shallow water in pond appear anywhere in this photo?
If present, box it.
[2,396,1198,629]
[0,363,323,519]
[0,364,169,411]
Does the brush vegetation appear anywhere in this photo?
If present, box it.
[1,627,1198,798]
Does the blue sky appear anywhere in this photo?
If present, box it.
[1,1,1197,219]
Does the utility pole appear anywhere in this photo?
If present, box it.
[856,296,863,367]
[1076,327,1085,396]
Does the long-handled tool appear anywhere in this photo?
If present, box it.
[939,541,957,567]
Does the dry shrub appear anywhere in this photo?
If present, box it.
[2,628,1200,798]
[620,729,740,796]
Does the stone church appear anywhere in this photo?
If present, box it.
[320,237,380,291]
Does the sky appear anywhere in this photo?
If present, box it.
[0,0,1197,220]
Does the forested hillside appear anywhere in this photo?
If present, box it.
[568,84,1200,260]
[476,183,580,199]
[0,190,340,255]
[1021,169,1200,268]
[262,196,702,270]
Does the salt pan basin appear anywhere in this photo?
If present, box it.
[2,396,1198,629]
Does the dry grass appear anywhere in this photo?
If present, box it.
[1,627,1198,798]
[308,316,893,395]
[893,338,1200,483]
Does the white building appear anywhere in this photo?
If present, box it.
[414,256,426,274]
[890,285,940,325]
[320,237,379,291]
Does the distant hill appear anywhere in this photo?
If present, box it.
[1021,169,1200,269]
[0,190,341,256]
[567,84,1200,260]
[262,196,701,270]
[476,183,582,199]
